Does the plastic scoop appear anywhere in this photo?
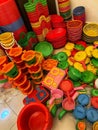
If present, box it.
[60,79,74,103]
[49,89,63,105]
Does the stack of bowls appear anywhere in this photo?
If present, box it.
[0,32,18,54]
[51,14,66,28]
[67,20,83,42]
[58,0,72,20]
[46,28,67,49]
[73,6,86,25]
[24,0,51,42]
[82,23,98,43]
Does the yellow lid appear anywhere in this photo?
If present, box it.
[74,51,87,61]
[85,57,90,64]
[87,64,97,74]
[63,49,71,57]
[65,42,74,50]
[67,58,74,66]
[93,121,98,130]
[74,62,85,72]
[92,49,98,58]
[85,45,94,57]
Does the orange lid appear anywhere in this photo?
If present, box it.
[77,121,86,130]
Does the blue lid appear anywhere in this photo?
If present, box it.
[86,108,98,123]
[73,6,85,16]
[73,105,86,119]
[77,94,90,106]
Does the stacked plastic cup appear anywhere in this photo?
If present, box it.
[0,32,19,54]
[8,47,26,74]
[2,61,33,95]
[24,0,51,42]
[0,0,27,40]
[67,20,83,42]
[21,50,44,85]
[73,6,86,25]
[57,0,72,20]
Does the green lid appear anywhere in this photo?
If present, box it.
[51,54,58,60]
[57,61,69,70]
[57,52,68,62]
[34,41,53,57]
[91,88,98,96]
[81,70,95,83]
[75,44,85,51]
[68,66,81,81]
[91,58,98,67]
[72,81,81,87]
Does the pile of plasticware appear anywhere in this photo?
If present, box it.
[24,0,51,42]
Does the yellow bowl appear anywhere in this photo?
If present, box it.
[83,23,98,37]
[0,32,13,41]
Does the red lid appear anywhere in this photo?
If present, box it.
[51,14,64,23]
[60,79,74,92]
[46,28,66,41]
[91,97,98,109]
[76,40,87,48]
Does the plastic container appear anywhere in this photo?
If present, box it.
[2,62,19,78]
[17,102,53,130]
[22,50,36,65]
[8,47,22,62]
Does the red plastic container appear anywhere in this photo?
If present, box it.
[17,103,53,130]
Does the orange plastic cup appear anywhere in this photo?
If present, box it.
[8,47,22,62]
[22,50,36,65]
[21,81,33,95]
[14,75,27,87]
[2,62,19,78]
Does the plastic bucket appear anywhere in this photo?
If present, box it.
[17,102,53,130]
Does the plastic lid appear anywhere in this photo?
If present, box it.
[57,61,69,70]
[93,121,98,130]
[60,79,74,93]
[91,58,98,68]
[73,105,86,119]
[68,66,81,81]
[35,41,53,57]
[77,94,90,106]
[91,97,98,109]
[81,70,95,83]
[51,14,64,23]
[86,108,98,123]
[57,52,68,61]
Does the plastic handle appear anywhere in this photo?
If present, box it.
[58,109,67,120]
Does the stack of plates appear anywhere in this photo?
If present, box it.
[67,20,83,42]
[46,28,67,49]
[82,23,98,43]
